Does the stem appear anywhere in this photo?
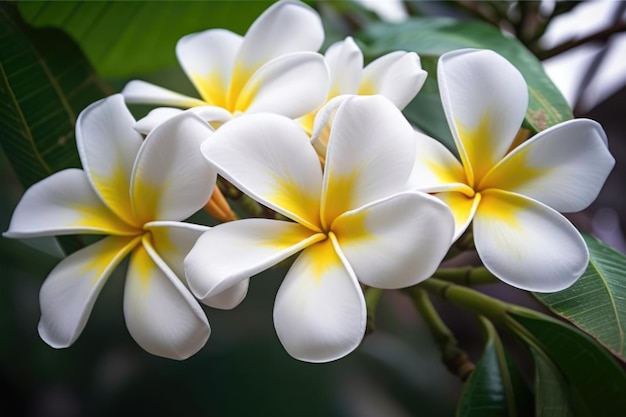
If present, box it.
[537,20,626,60]
[418,278,510,323]
[433,266,499,286]
[405,288,475,381]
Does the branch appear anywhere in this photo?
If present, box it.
[537,21,626,60]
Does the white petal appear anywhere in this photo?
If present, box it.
[310,95,349,161]
[436,191,480,241]
[124,237,210,360]
[134,106,233,136]
[332,191,454,289]
[176,29,243,106]
[144,221,209,280]
[131,112,216,222]
[407,131,467,192]
[236,52,329,118]
[185,218,322,301]
[325,37,363,96]
[38,235,139,348]
[438,49,528,184]
[76,94,142,225]
[145,221,248,310]
[481,119,615,212]
[134,107,184,135]
[274,236,366,362]
[321,95,417,226]
[122,80,207,107]
[474,189,588,292]
[360,51,427,109]
[4,169,137,238]
[201,113,323,229]
[231,0,324,101]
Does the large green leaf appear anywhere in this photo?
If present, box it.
[360,18,573,137]
[19,0,276,77]
[534,233,626,362]
[457,318,531,417]
[509,310,626,416]
[0,2,108,189]
[530,348,574,417]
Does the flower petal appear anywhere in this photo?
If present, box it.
[236,52,329,118]
[176,29,243,107]
[325,37,363,96]
[122,80,207,107]
[474,189,588,292]
[437,191,480,241]
[131,112,216,222]
[144,221,248,310]
[480,119,615,212]
[185,218,323,301]
[201,113,323,229]
[229,0,324,103]
[273,236,366,362]
[407,131,467,192]
[76,94,143,226]
[332,191,454,289]
[310,95,349,161]
[38,235,139,348]
[4,169,137,238]
[124,237,210,360]
[360,51,427,110]
[134,106,233,135]
[321,95,417,226]
[438,49,528,185]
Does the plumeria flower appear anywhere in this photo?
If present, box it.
[408,49,615,292]
[122,0,329,134]
[4,95,247,360]
[184,95,454,362]
[300,36,426,135]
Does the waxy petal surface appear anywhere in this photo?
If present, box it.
[131,113,216,222]
[202,113,323,230]
[360,51,427,110]
[4,169,137,238]
[237,52,329,118]
[473,190,588,292]
[325,37,363,96]
[438,49,527,185]
[134,106,233,135]
[122,80,207,108]
[185,218,323,300]
[437,191,481,241]
[38,235,139,348]
[230,0,324,103]
[76,95,143,226]
[333,191,454,289]
[408,132,466,192]
[481,119,615,212]
[274,236,366,362]
[176,29,243,106]
[321,95,417,226]
[124,238,210,360]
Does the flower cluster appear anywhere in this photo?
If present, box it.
[4,0,615,362]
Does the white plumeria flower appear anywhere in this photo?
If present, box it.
[4,95,247,360]
[185,95,454,362]
[300,36,426,135]
[122,0,329,133]
[408,49,615,293]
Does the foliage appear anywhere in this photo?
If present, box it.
[2,1,625,416]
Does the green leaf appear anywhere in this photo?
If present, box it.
[530,348,574,417]
[534,234,626,362]
[457,318,532,417]
[360,18,573,136]
[0,2,108,189]
[509,310,626,416]
[18,0,276,77]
